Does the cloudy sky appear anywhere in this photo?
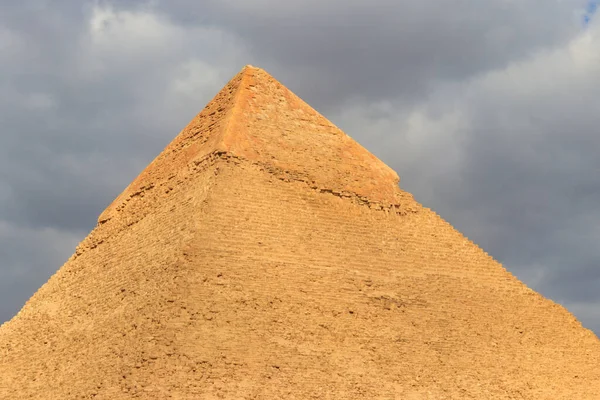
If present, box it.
[1,0,599,335]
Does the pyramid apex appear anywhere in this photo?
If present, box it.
[239,64,263,75]
[98,65,402,223]
[218,65,401,204]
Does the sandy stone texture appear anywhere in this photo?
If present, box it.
[0,65,599,399]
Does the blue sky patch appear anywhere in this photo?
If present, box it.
[584,0,599,25]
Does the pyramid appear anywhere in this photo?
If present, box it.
[1,65,599,399]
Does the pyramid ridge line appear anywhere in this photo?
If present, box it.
[219,65,255,153]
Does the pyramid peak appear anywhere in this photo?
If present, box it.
[238,64,266,77]
[97,64,403,223]
[219,65,401,199]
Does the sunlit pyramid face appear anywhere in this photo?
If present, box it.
[1,65,599,399]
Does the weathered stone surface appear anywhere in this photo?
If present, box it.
[1,65,599,399]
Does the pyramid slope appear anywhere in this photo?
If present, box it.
[1,66,600,399]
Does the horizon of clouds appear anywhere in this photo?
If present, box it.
[0,1,599,336]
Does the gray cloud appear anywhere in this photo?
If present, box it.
[144,0,583,112]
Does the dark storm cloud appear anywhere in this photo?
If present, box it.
[140,0,582,112]
[0,2,130,231]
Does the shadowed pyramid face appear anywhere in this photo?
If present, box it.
[1,65,599,399]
